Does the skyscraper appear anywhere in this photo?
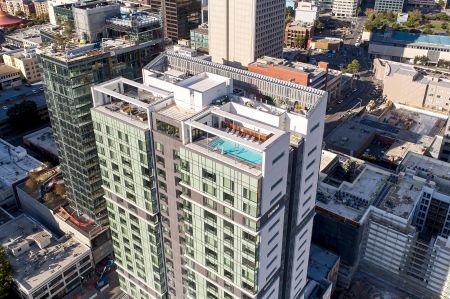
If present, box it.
[91,50,327,299]
[208,0,285,68]
[37,10,164,222]
[149,0,202,41]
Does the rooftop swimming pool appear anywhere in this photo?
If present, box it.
[209,138,262,165]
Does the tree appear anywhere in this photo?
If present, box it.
[345,59,360,74]
[24,178,39,197]
[14,10,25,17]
[54,184,66,196]
[441,22,447,30]
[0,247,13,299]
[294,35,306,48]
[414,55,429,65]
[6,100,40,131]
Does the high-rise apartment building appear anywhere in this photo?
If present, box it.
[91,50,327,299]
[208,0,285,68]
[37,11,164,222]
[149,0,201,41]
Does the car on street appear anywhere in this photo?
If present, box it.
[32,90,38,94]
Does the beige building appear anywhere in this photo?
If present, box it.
[0,63,21,90]
[2,49,41,83]
[5,0,34,16]
[208,0,285,68]
[33,0,47,16]
[374,58,450,112]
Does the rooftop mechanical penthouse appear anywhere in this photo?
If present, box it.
[90,66,327,299]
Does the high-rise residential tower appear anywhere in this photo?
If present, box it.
[91,50,327,299]
[149,0,202,41]
[37,10,164,222]
[208,0,285,68]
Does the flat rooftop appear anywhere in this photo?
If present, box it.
[145,50,326,114]
[372,31,450,47]
[308,244,339,282]
[0,139,42,186]
[36,38,149,63]
[178,73,225,92]
[23,127,58,157]
[0,214,90,292]
[0,64,20,74]
[318,164,389,222]
[400,152,450,196]
[378,173,423,219]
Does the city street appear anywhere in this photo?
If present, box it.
[324,72,379,137]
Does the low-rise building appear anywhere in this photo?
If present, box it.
[0,139,42,210]
[0,63,21,90]
[295,2,319,26]
[368,29,450,64]
[284,21,314,49]
[315,150,450,298]
[310,37,342,52]
[4,25,51,48]
[23,127,59,164]
[325,104,447,164]
[306,244,340,299]
[190,25,208,51]
[374,58,450,112]
[248,56,343,101]
[0,213,94,299]
[2,48,41,83]
[15,166,113,266]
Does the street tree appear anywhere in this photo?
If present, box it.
[345,59,360,74]
[0,247,13,299]
[294,35,306,48]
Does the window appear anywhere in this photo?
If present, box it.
[156,120,179,138]
[203,197,217,210]
[271,177,283,190]
[203,183,216,196]
[155,142,164,154]
[224,207,233,219]
[243,188,257,202]
[223,177,234,191]
[310,122,320,133]
[272,152,285,165]
[223,192,234,205]
[308,146,317,157]
[202,168,216,182]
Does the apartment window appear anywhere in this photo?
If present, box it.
[155,142,164,154]
[223,177,234,191]
[223,192,234,205]
[243,188,257,202]
[309,122,320,133]
[202,168,216,182]
[224,207,234,219]
[272,152,285,165]
[203,183,216,196]
[271,177,283,190]
[156,120,180,138]
[203,197,217,210]
[156,156,165,167]
[308,146,317,157]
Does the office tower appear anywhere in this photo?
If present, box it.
[37,11,164,222]
[373,0,404,12]
[208,0,285,68]
[332,0,360,17]
[91,50,327,298]
[149,0,201,41]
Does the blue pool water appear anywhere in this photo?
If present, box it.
[209,138,262,165]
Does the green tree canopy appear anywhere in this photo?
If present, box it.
[0,247,13,299]
[345,59,360,74]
